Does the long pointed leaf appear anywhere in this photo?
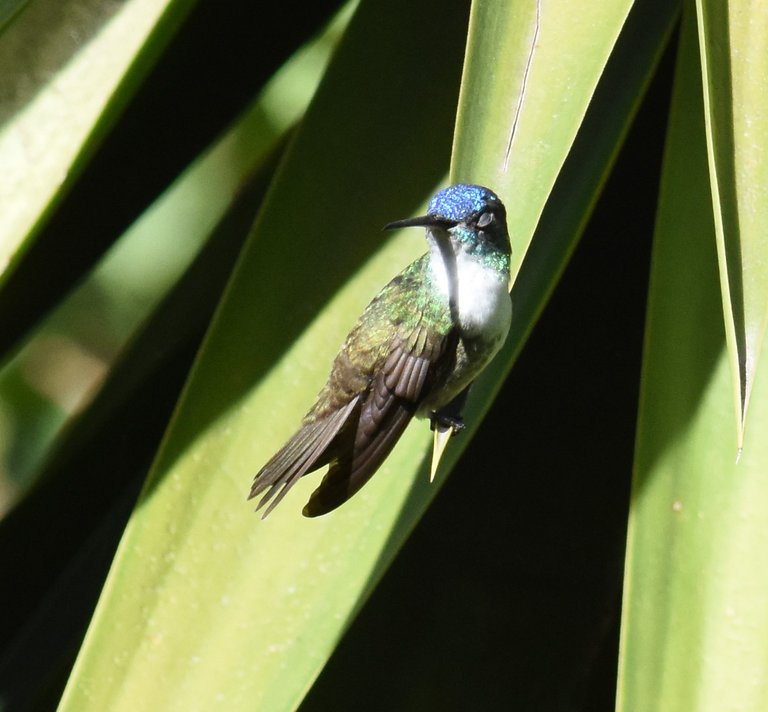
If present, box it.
[696,0,768,444]
[0,0,198,279]
[618,8,768,709]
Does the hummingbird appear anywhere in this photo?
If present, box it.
[249,184,512,518]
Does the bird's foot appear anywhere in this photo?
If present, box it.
[430,412,465,435]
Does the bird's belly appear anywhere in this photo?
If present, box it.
[418,330,508,415]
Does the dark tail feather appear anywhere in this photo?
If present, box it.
[249,399,359,518]
[302,400,414,517]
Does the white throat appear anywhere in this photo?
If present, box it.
[428,240,512,341]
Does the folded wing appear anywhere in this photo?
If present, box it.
[249,324,454,518]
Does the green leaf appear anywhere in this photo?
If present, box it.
[0,0,198,282]
[695,0,768,446]
[0,3,344,509]
[454,0,634,276]
[0,11,350,706]
[618,7,768,709]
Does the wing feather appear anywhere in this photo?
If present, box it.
[249,398,359,517]
[250,269,458,518]
[303,324,455,516]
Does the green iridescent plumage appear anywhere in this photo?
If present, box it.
[308,255,453,419]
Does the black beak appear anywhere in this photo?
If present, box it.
[383,215,457,231]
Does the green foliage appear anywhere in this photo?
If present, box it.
[618,4,768,710]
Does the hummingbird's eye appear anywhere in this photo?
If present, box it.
[476,211,494,228]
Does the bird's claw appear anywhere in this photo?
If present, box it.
[430,412,465,435]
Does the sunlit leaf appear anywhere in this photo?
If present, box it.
[618,9,768,709]
[454,0,634,277]
[0,5,347,510]
[0,0,197,280]
[696,0,768,445]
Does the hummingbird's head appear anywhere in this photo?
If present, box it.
[384,184,510,257]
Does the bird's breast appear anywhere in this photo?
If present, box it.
[430,252,512,344]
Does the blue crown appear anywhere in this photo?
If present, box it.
[427,184,499,222]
